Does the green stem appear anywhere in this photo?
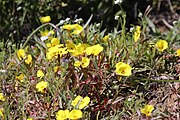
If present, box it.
[135,78,180,82]
[23,23,48,48]
[22,23,65,48]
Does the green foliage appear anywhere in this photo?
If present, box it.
[0,0,180,119]
[0,8,180,119]
[0,0,110,46]
[0,0,154,49]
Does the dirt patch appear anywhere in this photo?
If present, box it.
[149,0,180,32]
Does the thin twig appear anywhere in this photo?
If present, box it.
[167,0,174,13]
[23,23,65,48]
[83,14,93,29]
[144,5,152,17]
[157,0,161,12]
[135,78,180,82]
[162,18,174,29]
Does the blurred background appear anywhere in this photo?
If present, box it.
[0,0,179,48]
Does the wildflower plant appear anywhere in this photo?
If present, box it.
[40,16,51,24]
[155,39,168,52]
[1,7,180,120]
[141,104,154,117]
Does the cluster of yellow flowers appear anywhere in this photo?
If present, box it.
[35,70,48,93]
[44,36,103,69]
[12,16,180,119]
[46,44,68,60]
[74,57,90,68]
[40,23,103,66]
[114,39,170,77]
[56,109,82,120]
[15,16,105,96]
[68,43,89,56]
[17,49,32,65]
[14,18,99,119]
[72,44,103,68]
[71,96,90,109]
[56,95,90,120]
[133,26,169,53]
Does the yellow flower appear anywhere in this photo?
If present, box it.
[36,81,48,93]
[62,24,75,31]
[155,39,168,52]
[49,30,54,35]
[40,30,49,36]
[40,30,54,37]
[141,104,154,116]
[40,16,51,23]
[86,46,96,55]
[79,96,90,109]
[86,44,103,56]
[0,108,4,118]
[71,43,89,56]
[134,26,141,42]
[17,49,26,60]
[74,61,81,68]
[46,45,61,59]
[74,57,90,68]
[0,93,5,101]
[92,44,104,55]
[51,38,60,47]
[115,62,132,76]
[81,57,90,68]
[46,43,52,48]
[68,110,82,119]
[56,47,68,57]
[25,54,32,65]
[103,35,109,43]
[40,29,54,41]
[54,66,60,73]
[62,24,83,35]
[66,41,75,51]
[46,45,67,60]
[16,73,25,82]
[37,70,44,78]
[71,95,90,109]
[56,110,69,120]
[71,95,82,107]
[176,49,180,57]
[72,24,83,35]
[27,118,33,120]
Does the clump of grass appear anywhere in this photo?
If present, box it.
[0,8,180,120]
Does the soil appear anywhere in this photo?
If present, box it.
[149,0,180,32]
